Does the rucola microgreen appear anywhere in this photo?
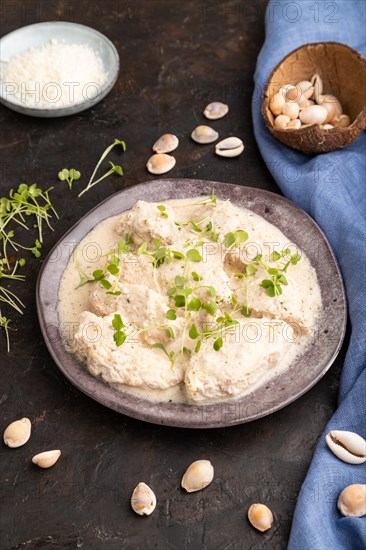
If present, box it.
[78,139,126,197]
[58,168,81,190]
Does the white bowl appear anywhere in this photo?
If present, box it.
[0,21,119,118]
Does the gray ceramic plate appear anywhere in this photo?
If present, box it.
[36,180,346,428]
[0,22,119,117]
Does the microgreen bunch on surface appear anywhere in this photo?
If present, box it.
[0,183,58,350]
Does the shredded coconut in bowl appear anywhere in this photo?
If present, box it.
[1,39,109,109]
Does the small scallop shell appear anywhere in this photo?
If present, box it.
[32,450,61,468]
[326,430,366,464]
[181,460,214,493]
[338,484,366,517]
[299,105,328,125]
[191,125,219,144]
[203,102,229,120]
[152,134,179,154]
[131,482,156,516]
[146,153,176,175]
[248,503,273,532]
[3,417,31,448]
[215,137,244,158]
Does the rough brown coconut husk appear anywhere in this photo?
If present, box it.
[262,42,366,154]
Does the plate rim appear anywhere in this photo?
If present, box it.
[0,21,120,116]
[36,179,347,428]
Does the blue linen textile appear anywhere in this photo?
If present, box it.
[252,1,366,548]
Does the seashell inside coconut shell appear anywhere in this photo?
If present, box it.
[262,42,366,154]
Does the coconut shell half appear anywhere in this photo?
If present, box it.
[262,42,366,154]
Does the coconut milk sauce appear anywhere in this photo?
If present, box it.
[58,198,321,404]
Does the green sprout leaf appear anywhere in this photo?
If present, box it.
[92,269,105,281]
[186,249,202,262]
[191,271,202,281]
[203,301,218,316]
[107,263,119,275]
[100,279,112,289]
[189,324,199,339]
[213,337,223,351]
[270,251,281,261]
[165,309,177,320]
[187,297,202,311]
[246,264,258,276]
[166,326,175,339]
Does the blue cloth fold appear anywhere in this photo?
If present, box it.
[252,1,366,548]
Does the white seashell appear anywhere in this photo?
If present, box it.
[326,430,366,464]
[338,484,366,517]
[131,482,156,516]
[146,153,176,175]
[287,119,301,129]
[332,114,351,128]
[269,92,285,116]
[203,102,229,120]
[282,101,300,120]
[298,99,315,110]
[311,73,323,103]
[181,460,214,493]
[299,105,328,125]
[280,84,297,101]
[3,417,31,448]
[215,137,244,158]
[274,114,290,129]
[191,125,219,144]
[296,81,315,99]
[317,94,342,123]
[322,124,334,130]
[32,450,61,468]
[248,503,273,532]
[152,134,179,154]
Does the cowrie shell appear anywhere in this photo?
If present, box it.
[181,460,214,493]
[338,484,366,517]
[131,482,156,516]
[3,418,31,448]
[326,430,366,464]
[32,450,61,468]
[215,137,244,158]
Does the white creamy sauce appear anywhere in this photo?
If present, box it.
[58,197,322,404]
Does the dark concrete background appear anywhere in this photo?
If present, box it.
[0,1,347,548]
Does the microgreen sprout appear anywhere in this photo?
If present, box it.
[152,342,177,368]
[188,310,239,353]
[112,313,127,347]
[0,314,11,353]
[157,205,168,218]
[58,169,81,190]
[78,139,126,197]
[223,229,248,249]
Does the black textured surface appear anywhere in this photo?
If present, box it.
[0,1,347,548]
